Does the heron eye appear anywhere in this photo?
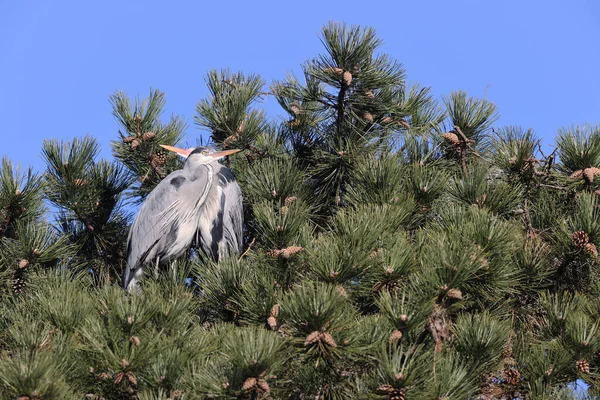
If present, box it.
[201,151,207,155]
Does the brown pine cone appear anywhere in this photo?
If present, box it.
[123,136,136,143]
[270,303,279,317]
[342,71,353,87]
[447,288,463,300]
[585,243,598,257]
[289,102,302,115]
[441,132,460,145]
[267,316,277,330]
[18,259,30,269]
[242,377,257,391]
[583,167,600,183]
[151,151,167,167]
[142,131,156,141]
[281,246,304,259]
[363,112,374,123]
[570,169,584,179]
[503,367,521,385]
[572,231,590,247]
[304,331,322,346]
[12,273,26,294]
[576,359,590,374]
[321,332,337,347]
[256,379,270,394]
[389,329,403,344]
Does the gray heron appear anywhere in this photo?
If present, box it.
[122,145,244,291]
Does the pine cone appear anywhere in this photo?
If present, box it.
[151,151,167,167]
[381,116,393,124]
[289,102,302,115]
[342,71,353,87]
[124,136,136,143]
[377,384,393,394]
[15,189,22,196]
[131,139,141,150]
[18,259,29,269]
[447,288,463,300]
[304,331,322,346]
[585,243,598,257]
[284,196,297,206]
[363,112,374,123]
[286,119,300,128]
[12,273,26,294]
[577,359,590,374]
[572,231,590,247]
[583,167,600,183]
[270,303,279,317]
[242,377,257,391]
[281,246,304,259]
[223,134,239,147]
[267,316,277,330]
[142,131,156,141]
[389,389,405,400]
[129,336,141,347]
[321,332,337,347]
[503,367,521,385]
[256,379,270,394]
[126,371,137,385]
[335,285,347,297]
[442,132,460,145]
[389,329,403,344]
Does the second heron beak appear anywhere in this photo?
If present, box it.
[212,149,241,159]
[159,145,193,158]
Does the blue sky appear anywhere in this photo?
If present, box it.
[1,0,599,173]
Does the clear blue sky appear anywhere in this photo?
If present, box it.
[1,0,599,173]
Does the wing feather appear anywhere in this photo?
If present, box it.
[123,167,210,288]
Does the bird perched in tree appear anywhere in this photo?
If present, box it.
[122,145,243,291]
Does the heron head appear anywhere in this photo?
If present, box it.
[159,145,241,166]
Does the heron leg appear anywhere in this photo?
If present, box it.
[154,256,160,279]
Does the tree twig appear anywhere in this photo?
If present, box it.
[239,238,256,261]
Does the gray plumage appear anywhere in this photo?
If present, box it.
[122,146,243,291]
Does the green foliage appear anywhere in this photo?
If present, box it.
[42,136,133,283]
[446,163,524,215]
[110,89,187,202]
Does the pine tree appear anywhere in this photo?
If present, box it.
[1,21,600,400]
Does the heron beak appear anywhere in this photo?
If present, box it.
[212,149,241,159]
[159,145,193,158]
